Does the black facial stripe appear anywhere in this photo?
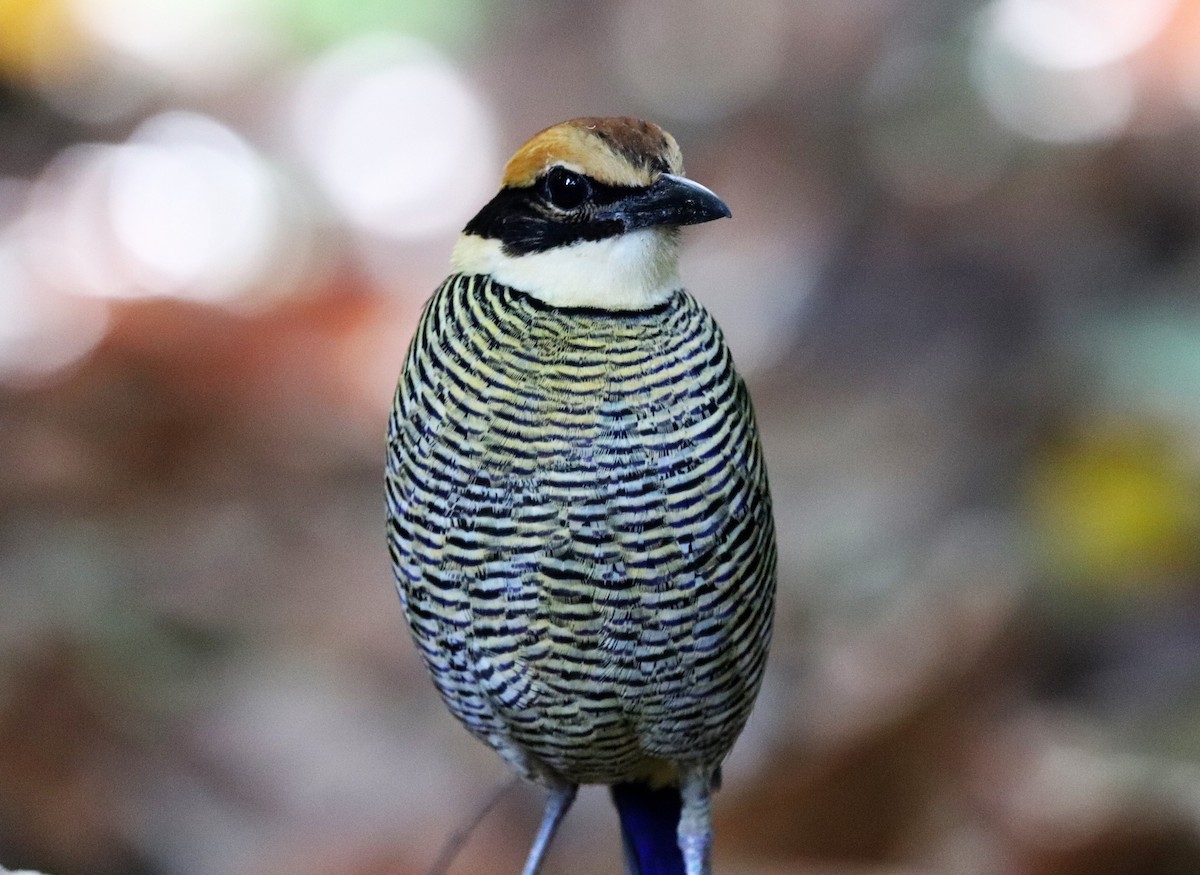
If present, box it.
[463,178,649,256]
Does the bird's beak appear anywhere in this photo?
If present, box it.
[600,173,732,231]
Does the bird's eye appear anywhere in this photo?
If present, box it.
[543,167,591,210]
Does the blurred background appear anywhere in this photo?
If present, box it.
[2,1,1200,873]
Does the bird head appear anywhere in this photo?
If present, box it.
[451,117,731,311]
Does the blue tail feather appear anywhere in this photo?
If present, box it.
[610,781,685,875]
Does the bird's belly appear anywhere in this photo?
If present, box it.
[409,537,764,788]
[395,431,771,784]
[436,641,713,786]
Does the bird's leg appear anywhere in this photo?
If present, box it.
[520,781,577,875]
[677,767,713,875]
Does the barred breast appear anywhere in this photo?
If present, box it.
[385,274,776,785]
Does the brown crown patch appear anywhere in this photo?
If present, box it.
[501,117,684,189]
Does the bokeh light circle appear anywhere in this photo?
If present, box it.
[67,0,278,90]
[291,34,494,239]
[972,5,1137,143]
[25,113,290,306]
[987,0,1178,70]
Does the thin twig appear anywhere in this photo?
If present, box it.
[427,775,522,875]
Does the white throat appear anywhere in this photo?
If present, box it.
[450,229,682,310]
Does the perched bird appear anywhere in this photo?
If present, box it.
[386,117,776,875]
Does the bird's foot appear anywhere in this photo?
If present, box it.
[678,768,713,875]
[520,781,577,875]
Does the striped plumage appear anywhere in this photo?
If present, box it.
[385,117,776,875]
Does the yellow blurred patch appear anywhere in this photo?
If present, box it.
[0,0,86,83]
[1029,423,1200,590]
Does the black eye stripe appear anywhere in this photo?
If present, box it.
[463,173,650,255]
